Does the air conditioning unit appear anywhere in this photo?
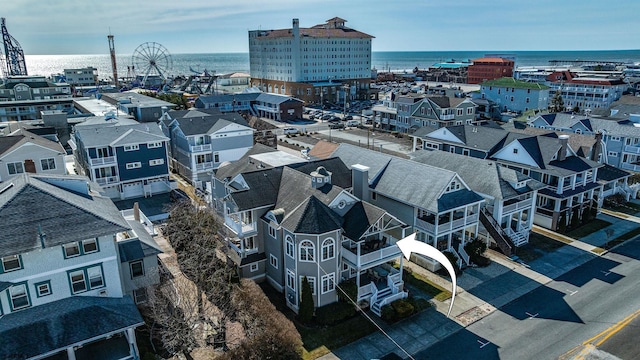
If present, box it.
[98,289,108,297]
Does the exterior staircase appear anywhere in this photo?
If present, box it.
[479,207,515,257]
[370,287,393,315]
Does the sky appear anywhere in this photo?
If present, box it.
[2,0,639,55]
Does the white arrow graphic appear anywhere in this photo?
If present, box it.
[397,233,457,318]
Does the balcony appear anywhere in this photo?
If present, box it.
[195,162,214,171]
[622,163,640,172]
[90,156,116,166]
[342,241,402,269]
[96,176,119,186]
[190,143,212,152]
[440,114,455,120]
[502,198,534,214]
[224,216,257,237]
[624,145,640,154]
[415,213,478,234]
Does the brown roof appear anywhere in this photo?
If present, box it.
[472,58,514,63]
[0,129,65,157]
[308,140,340,159]
[256,18,373,39]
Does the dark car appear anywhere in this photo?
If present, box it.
[321,114,332,120]
[328,122,344,129]
[343,115,353,121]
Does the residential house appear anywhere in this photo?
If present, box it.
[194,93,259,114]
[371,92,398,130]
[98,91,175,123]
[331,144,485,271]
[410,96,477,129]
[253,93,304,122]
[160,108,254,187]
[411,151,546,253]
[212,151,408,316]
[410,123,508,157]
[0,129,66,182]
[216,72,251,94]
[477,77,550,119]
[394,93,426,133]
[0,174,143,359]
[414,124,605,231]
[0,76,73,122]
[72,115,172,200]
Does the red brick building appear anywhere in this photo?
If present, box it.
[467,58,515,84]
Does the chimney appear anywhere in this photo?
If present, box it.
[591,131,603,162]
[133,202,140,222]
[558,134,569,161]
[351,164,370,201]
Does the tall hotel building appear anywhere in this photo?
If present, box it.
[249,17,373,104]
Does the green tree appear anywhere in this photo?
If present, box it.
[299,276,314,324]
[551,90,565,113]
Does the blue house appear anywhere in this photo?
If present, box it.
[476,77,549,119]
[72,115,172,200]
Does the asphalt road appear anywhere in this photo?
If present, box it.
[412,237,640,360]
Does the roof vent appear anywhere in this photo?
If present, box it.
[0,182,14,195]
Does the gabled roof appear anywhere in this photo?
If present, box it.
[330,143,393,182]
[342,201,386,240]
[215,144,289,181]
[411,151,545,200]
[289,158,352,189]
[256,92,304,105]
[0,296,143,359]
[0,129,65,157]
[281,195,343,234]
[420,124,509,153]
[0,174,130,258]
[230,167,284,211]
[75,122,167,148]
[169,110,249,136]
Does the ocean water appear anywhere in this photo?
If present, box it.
[23,50,640,79]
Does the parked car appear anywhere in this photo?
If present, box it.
[283,127,299,135]
[328,122,345,129]
[343,115,353,121]
[321,114,332,121]
[327,117,341,123]
[345,120,360,127]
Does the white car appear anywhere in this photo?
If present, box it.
[283,127,299,135]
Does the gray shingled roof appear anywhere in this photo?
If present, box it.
[0,129,65,156]
[75,122,167,148]
[411,151,546,201]
[230,168,284,211]
[330,143,393,182]
[281,195,343,234]
[289,158,352,189]
[118,219,163,262]
[342,201,386,241]
[0,296,143,359]
[275,167,343,222]
[0,174,130,258]
[215,144,282,181]
[256,92,304,105]
[169,110,249,136]
[596,163,631,183]
[419,125,510,153]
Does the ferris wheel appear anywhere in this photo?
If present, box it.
[131,42,172,87]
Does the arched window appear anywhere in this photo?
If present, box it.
[299,240,315,262]
[322,238,335,261]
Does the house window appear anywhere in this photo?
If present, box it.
[82,239,98,254]
[526,97,530,103]
[268,225,276,238]
[250,263,259,272]
[214,152,220,163]
[466,107,473,115]
[322,239,335,261]
[147,142,162,149]
[133,288,148,304]
[88,266,104,289]
[123,144,139,151]
[270,254,278,269]
[462,149,470,156]
[456,109,463,116]
[70,270,87,294]
[7,162,24,175]
[126,162,142,169]
[287,269,295,290]
[40,158,56,170]
[302,276,316,295]
[285,236,294,258]
[1,255,22,272]
[610,136,621,141]
[149,159,165,166]
[130,260,144,278]
[35,281,52,297]
[321,273,335,294]
[513,148,518,154]
[299,240,315,262]
[372,192,377,200]
[9,284,30,310]
[63,243,81,258]
[608,151,618,157]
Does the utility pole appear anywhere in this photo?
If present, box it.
[343,84,349,119]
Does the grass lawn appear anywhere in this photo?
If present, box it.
[299,314,378,359]
[402,270,452,302]
[566,219,612,240]
[516,232,565,263]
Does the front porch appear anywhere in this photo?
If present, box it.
[353,263,407,316]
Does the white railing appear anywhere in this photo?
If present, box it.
[502,198,534,214]
[376,291,408,312]
[388,272,402,285]
[90,156,116,166]
[624,145,640,154]
[440,114,455,120]
[622,163,640,172]
[341,244,402,268]
[96,176,119,185]
[458,243,470,266]
[369,286,380,307]
[415,217,436,232]
[190,143,212,152]
[224,216,257,236]
[196,162,214,171]
[416,213,478,234]
[358,282,376,302]
[506,228,530,247]
[120,209,156,235]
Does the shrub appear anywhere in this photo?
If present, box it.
[381,304,397,322]
[337,280,357,303]
[465,239,491,267]
[442,251,462,275]
[391,299,415,319]
[315,301,357,325]
[603,194,626,208]
[299,276,314,324]
[406,297,431,312]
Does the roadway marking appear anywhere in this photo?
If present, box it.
[526,312,539,319]
[477,339,491,348]
[583,307,640,346]
[566,289,579,296]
